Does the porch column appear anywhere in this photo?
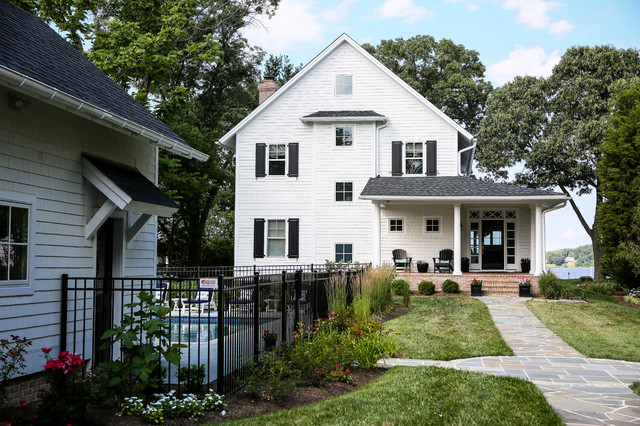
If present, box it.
[453,203,462,275]
[530,205,535,273]
[373,203,381,267]
[534,204,543,276]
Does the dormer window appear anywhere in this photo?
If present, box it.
[335,75,353,96]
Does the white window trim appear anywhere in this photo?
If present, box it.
[388,217,405,233]
[0,189,36,296]
[266,218,287,258]
[423,216,442,235]
[334,242,354,263]
[335,74,354,96]
[334,180,355,204]
[404,141,425,175]
[333,124,355,148]
[266,143,287,178]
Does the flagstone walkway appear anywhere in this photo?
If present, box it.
[377,296,640,425]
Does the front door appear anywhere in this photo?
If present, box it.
[482,220,504,269]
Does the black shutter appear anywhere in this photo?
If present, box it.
[287,218,299,258]
[255,144,266,177]
[253,219,265,258]
[426,140,437,176]
[288,143,299,177]
[392,141,403,176]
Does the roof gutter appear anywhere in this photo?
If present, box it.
[0,65,209,162]
[359,195,570,203]
[458,140,477,177]
[300,116,388,123]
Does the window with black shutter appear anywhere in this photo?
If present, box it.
[255,144,266,177]
[426,140,437,176]
[392,141,403,176]
[253,218,265,258]
[288,143,299,177]
[287,218,299,258]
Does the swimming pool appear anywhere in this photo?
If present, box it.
[167,317,273,342]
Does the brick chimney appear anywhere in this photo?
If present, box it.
[258,76,279,105]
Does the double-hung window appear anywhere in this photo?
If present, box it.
[405,143,423,174]
[254,218,299,259]
[335,182,353,202]
[335,126,353,146]
[0,202,29,282]
[268,144,286,175]
[256,143,298,178]
[267,220,286,257]
[335,75,353,96]
[392,140,437,176]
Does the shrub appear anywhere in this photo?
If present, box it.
[391,279,409,295]
[176,364,206,394]
[586,280,620,295]
[537,271,560,299]
[441,279,459,293]
[418,280,435,295]
[625,288,640,305]
[365,266,394,314]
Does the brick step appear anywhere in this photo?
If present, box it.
[397,272,538,296]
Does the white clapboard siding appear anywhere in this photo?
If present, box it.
[1,85,159,373]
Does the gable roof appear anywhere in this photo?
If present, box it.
[0,0,208,162]
[218,33,474,151]
[360,176,568,207]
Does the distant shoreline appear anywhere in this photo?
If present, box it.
[548,267,594,279]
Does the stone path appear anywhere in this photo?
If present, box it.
[377,296,640,425]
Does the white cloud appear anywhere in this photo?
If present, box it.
[321,0,361,23]
[373,0,432,24]
[501,0,573,38]
[243,0,325,52]
[560,228,588,240]
[467,3,480,11]
[487,45,561,86]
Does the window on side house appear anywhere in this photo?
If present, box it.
[405,142,423,174]
[268,144,286,175]
[335,182,353,202]
[0,203,29,282]
[335,75,353,96]
[335,243,353,263]
[267,219,286,256]
[389,218,403,232]
[425,217,440,233]
[335,126,353,146]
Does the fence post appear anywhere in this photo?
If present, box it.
[281,270,287,343]
[216,274,225,395]
[294,270,302,329]
[60,274,68,351]
[253,272,260,361]
[313,269,318,322]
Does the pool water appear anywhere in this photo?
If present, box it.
[166,317,272,342]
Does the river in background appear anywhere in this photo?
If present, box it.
[548,267,594,279]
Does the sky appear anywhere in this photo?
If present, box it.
[243,0,640,251]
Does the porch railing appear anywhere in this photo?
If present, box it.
[60,265,365,395]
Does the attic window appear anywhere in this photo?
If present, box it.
[335,75,353,96]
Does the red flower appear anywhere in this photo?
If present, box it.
[58,350,69,358]
[41,347,52,354]
[18,400,26,406]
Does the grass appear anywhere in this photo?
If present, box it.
[527,293,640,361]
[631,381,640,396]
[384,296,513,360]
[222,366,563,425]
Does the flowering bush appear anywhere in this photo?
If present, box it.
[263,330,278,347]
[470,278,483,286]
[0,336,32,392]
[43,349,85,375]
[121,389,225,424]
[518,278,532,287]
[625,288,640,305]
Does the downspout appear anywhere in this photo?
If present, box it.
[373,121,388,267]
[458,141,477,176]
[541,201,568,273]
[375,121,389,177]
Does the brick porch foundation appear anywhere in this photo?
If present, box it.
[397,272,539,296]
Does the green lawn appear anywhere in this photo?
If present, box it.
[631,382,640,396]
[220,367,562,426]
[384,296,513,360]
[527,295,640,361]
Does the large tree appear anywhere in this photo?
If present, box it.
[475,46,640,281]
[362,35,493,134]
[597,79,640,286]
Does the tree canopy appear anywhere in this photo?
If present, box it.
[362,35,493,134]
[263,54,302,86]
[475,45,640,280]
[596,79,640,286]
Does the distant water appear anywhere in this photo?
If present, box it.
[548,267,594,279]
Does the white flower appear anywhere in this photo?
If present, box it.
[221,410,226,416]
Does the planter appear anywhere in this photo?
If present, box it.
[470,284,482,296]
[417,263,429,273]
[519,286,531,297]
[461,258,470,273]
[521,261,531,274]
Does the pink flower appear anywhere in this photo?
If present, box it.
[41,347,52,354]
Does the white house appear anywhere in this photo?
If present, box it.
[0,1,207,375]
[219,34,569,276]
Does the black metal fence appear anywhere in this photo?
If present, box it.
[156,263,364,278]
[60,266,365,395]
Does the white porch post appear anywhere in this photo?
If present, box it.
[373,203,381,267]
[453,203,462,275]
[530,205,535,273]
[534,204,543,276]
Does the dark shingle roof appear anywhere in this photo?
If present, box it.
[85,155,178,209]
[303,110,384,118]
[360,176,566,198]
[0,0,188,149]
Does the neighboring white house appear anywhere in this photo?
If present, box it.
[0,1,207,374]
[220,34,569,276]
